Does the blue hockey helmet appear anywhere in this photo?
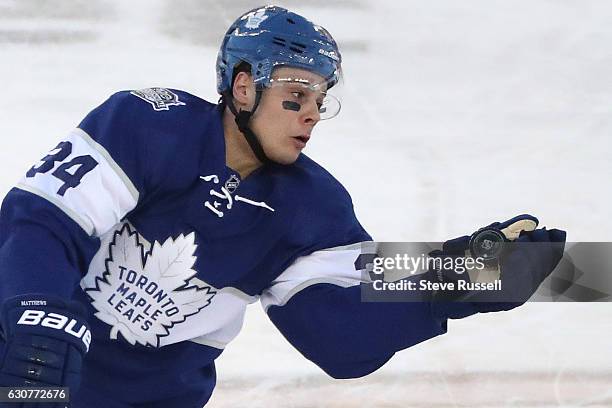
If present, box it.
[216,5,342,95]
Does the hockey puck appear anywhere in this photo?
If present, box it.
[469,228,506,262]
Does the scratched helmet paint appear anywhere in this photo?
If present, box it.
[216,5,342,94]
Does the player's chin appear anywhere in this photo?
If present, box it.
[275,153,301,165]
[269,148,301,165]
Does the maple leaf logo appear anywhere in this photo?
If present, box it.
[245,9,268,29]
[85,224,216,347]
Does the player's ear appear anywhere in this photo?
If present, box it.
[232,71,255,110]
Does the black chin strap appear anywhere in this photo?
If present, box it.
[224,91,270,165]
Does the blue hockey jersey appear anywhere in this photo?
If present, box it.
[0,88,447,407]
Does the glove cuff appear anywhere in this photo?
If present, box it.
[1,294,91,355]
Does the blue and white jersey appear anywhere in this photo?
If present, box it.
[0,88,447,408]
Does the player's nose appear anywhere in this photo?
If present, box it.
[302,100,321,126]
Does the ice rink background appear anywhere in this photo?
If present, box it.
[0,0,611,406]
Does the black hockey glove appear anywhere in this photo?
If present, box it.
[429,214,566,320]
[0,294,91,405]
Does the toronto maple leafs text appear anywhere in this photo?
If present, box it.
[106,266,181,332]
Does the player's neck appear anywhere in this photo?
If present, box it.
[223,109,262,179]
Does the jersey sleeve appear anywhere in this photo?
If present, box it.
[0,89,202,300]
[262,245,448,379]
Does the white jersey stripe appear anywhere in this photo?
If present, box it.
[75,128,139,203]
[189,337,229,350]
[262,278,357,312]
[261,244,374,312]
[17,128,139,237]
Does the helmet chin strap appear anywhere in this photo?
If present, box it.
[224,90,271,165]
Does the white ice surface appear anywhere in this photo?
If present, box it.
[0,1,611,406]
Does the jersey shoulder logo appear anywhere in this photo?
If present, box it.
[84,224,216,347]
[130,87,186,111]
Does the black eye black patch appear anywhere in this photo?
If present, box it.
[282,101,301,112]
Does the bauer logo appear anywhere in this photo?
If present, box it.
[318,48,339,61]
[17,310,92,351]
[84,224,216,347]
[130,87,186,111]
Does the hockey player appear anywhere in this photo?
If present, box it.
[0,6,565,408]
